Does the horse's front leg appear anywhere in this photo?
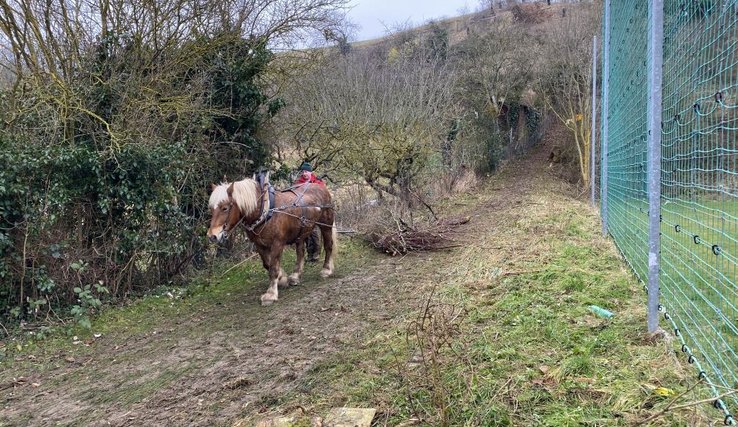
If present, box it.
[289,238,306,285]
[260,244,286,305]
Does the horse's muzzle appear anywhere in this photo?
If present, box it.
[207,227,226,244]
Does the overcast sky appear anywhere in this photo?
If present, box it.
[347,0,475,41]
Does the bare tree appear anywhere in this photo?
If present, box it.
[277,42,458,205]
[0,0,350,144]
[454,19,532,121]
[0,0,351,319]
[449,18,535,171]
[537,3,600,188]
[0,0,350,78]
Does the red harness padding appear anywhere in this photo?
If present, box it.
[294,172,326,188]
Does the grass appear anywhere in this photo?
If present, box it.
[1,237,377,374]
[243,178,715,426]
[1,167,722,426]
[1,235,386,426]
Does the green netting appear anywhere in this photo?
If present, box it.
[605,1,650,284]
[604,1,738,420]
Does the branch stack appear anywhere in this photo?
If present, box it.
[367,216,470,256]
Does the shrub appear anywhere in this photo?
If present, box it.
[0,35,277,325]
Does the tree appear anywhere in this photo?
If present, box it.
[0,0,351,321]
[537,3,600,189]
[276,40,458,206]
[452,19,534,171]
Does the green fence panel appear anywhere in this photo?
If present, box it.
[605,0,650,284]
[604,1,738,421]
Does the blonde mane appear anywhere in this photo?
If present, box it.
[209,179,259,215]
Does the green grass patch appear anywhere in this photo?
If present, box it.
[268,201,712,426]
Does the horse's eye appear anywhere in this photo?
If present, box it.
[221,206,228,211]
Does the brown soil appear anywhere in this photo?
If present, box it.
[0,141,574,426]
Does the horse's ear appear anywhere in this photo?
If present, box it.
[227,182,235,197]
[265,171,270,183]
[222,174,228,183]
[211,183,217,192]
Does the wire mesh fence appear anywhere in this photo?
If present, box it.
[603,1,738,421]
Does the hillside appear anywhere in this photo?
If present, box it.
[351,2,574,49]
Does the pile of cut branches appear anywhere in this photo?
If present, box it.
[366,216,470,256]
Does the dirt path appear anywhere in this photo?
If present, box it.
[1,141,576,426]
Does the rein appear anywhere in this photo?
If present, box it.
[268,210,336,229]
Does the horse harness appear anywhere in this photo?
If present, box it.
[240,181,333,237]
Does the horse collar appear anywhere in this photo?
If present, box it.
[246,184,276,233]
[267,186,276,221]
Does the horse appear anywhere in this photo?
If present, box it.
[207,172,337,305]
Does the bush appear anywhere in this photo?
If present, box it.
[0,34,278,325]
[0,137,199,321]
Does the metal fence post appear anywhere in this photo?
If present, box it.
[646,0,664,333]
[590,35,597,206]
[601,0,610,236]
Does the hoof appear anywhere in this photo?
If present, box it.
[320,268,333,278]
[288,273,301,286]
[260,293,277,305]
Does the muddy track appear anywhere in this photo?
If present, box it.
[1,141,570,426]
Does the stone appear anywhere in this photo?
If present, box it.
[234,415,295,427]
[323,408,376,427]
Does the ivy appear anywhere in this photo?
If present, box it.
[0,34,277,325]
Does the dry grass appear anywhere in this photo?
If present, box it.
[2,147,722,426]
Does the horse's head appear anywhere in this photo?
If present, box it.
[207,182,242,244]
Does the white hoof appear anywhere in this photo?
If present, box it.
[288,273,301,285]
[260,293,277,305]
[320,268,333,278]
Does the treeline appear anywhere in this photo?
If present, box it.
[274,1,600,204]
[275,22,534,207]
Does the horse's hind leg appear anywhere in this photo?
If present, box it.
[261,244,286,305]
[288,239,306,285]
[319,221,336,278]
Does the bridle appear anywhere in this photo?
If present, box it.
[219,179,271,240]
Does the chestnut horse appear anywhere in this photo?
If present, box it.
[207,173,336,305]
